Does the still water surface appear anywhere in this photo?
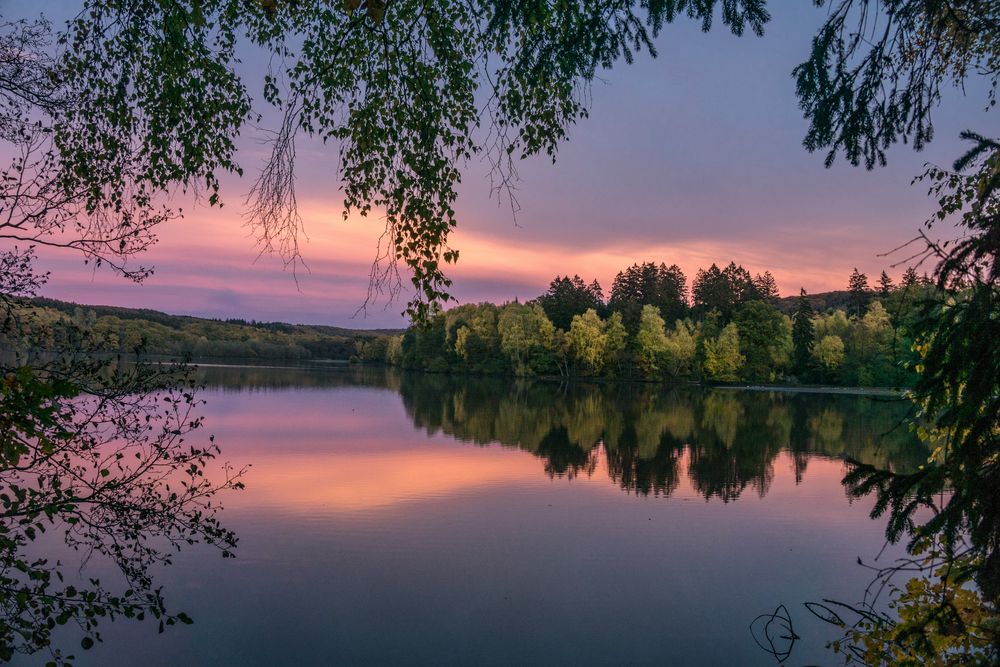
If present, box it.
[67,366,922,666]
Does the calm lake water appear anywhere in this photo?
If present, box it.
[55,365,922,666]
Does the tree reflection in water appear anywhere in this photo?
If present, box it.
[388,373,922,502]
[195,365,924,503]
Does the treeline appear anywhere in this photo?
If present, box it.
[12,297,398,361]
[388,262,940,387]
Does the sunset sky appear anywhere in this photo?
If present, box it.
[21,2,992,328]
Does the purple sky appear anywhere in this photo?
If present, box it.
[12,2,993,327]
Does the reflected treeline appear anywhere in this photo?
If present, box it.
[395,374,927,502]
[193,365,927,502]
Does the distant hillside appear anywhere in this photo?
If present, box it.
[21,297,402,361]
[29,297,403,337]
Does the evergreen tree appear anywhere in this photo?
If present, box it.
[722,262,756,305]
[536,275,604,331]
[657,263,689,323]
[847,268,870,318]
[692,264,728,315]
[692,261,755,320]
[587,279,605,307]
[752,271,780,303]
[792,288,816,377]
[608,262,687,331]
[901,266,919,288]
[878,270,894,296]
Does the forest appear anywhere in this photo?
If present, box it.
[10,296,399,361]
[391,262,940,387]
[12,263,938,389]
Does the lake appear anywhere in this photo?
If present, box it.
[56,365,922,666]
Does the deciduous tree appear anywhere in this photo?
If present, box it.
[703,323,743,382]
[635,304,668,377]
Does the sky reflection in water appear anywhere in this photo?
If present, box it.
[62,366,921,666]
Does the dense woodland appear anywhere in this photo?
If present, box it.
[14,264,937,389]
[391,262,940,387]
[12,297,399,361]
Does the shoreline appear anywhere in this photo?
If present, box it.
[185,360,908,396]
[713,384,906,397]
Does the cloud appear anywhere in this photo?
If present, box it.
[15,0,988,327]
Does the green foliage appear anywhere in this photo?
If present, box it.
[795,0,999,169]
[497,302,555,375]
[0,273,245,663]
[812,543,998,666]
[813,334,845,375]
[635,304,669,376]
[398,279,920,388]
[793,7,1000,660]
[703,322,743,381]
[603,312,628,376]
[11,297,392,361]
[567,308,608,375]
[815,309,850,341]
[662,319,698,377]
[385,334,404,366]
[734,300,788,382]
[844,300,897,386]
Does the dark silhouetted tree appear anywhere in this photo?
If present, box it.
[608,262,687,331]
[753,271,780,303]
[792,288,815,377]
[847,268,870,318]
[536,275,604,331]
[878,270,894,296]
[692,262,755,320]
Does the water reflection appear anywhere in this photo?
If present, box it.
[196,365,924,505]
[62,364,925,667]
[402,375,923,503]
